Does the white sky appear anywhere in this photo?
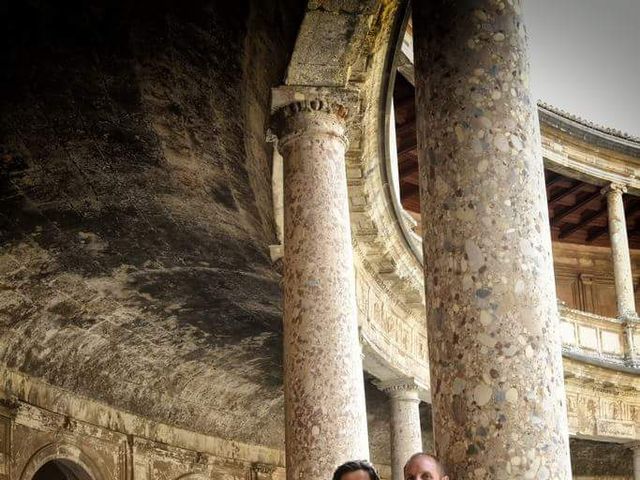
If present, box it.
[523,0,640,137]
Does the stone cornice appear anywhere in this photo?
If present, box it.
[0,365,285,466]
[538,102,640,146]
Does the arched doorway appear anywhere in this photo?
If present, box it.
[20,443,103,480]
[31,459,92,480]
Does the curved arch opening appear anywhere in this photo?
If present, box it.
[31,460,93,480]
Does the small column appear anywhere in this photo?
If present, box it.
[412,1,572,478]
[603,183,637,364]
[271,87,369,480]
[604,184,637,318]
[377,379,424,480]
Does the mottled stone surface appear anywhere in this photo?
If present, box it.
[272,97,369,480]
[0,0,304,447]
[377,380,423,480]
[604,184,637,318]
[413,0,571,478]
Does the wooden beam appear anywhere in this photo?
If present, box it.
[623,199,640,219]
[399,159,419,178]
[401,181,419,198]
[394,96,415,117]
[395,121,416,139]
[548,181,587,205]
[558,204,607,239]
[628,225,640,238]
[550,191,601,226]
[397,144,417,158]
[545,173,565,189]
[583,199,640,243]
[586,225,608,243]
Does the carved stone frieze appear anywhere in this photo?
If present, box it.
[565,359,640,441]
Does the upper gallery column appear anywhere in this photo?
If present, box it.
[603,183,637,319]
[377,379,424,480]
[271,87,369,480]
[412,1,572,478]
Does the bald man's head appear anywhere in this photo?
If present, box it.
[403,453,448,480]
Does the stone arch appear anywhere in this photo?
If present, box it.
[19,442,105,480]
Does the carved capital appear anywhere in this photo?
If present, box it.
[274,98,348,120]
[252,463,277,480]
[601,183,627,197]
[269,86,359,150]
[374,377,426,400]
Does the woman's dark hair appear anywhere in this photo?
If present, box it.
[332,460,381,480]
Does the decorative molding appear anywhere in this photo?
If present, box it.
[538,102,640,145]
[252,462,278,480]
[373,377,427,400]
[273,98,349,120]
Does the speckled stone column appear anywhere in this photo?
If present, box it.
[378,380,423,480]
[604,184,637,319]
[271,93,369,480]
[412,1,572,478]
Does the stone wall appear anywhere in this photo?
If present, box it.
[553,242,640,318]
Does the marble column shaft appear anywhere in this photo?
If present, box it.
[272,95,369,480]
[604,184,637,319]
[412,1,572,478]
[386,385,423,480]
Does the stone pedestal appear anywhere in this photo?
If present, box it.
[604,184,637,319]
[271,89,369,480]
[412,1,572,478]
[378,379,423,480]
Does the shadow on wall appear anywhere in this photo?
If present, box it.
[0,0,304,448]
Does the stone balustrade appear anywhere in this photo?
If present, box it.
[560,305,640,369]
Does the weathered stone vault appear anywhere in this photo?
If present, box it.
[0,0,302,447]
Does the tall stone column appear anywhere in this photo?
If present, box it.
[377,379,424,480]
[271,88,369,480]
[412,1,572,478]
[604,184,637,318]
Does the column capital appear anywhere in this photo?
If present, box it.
[374,377,427,400]
[269,86,359,150]
[252,463,278,480]
[601,183,628,196]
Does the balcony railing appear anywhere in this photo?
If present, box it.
[559,303,639,371]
